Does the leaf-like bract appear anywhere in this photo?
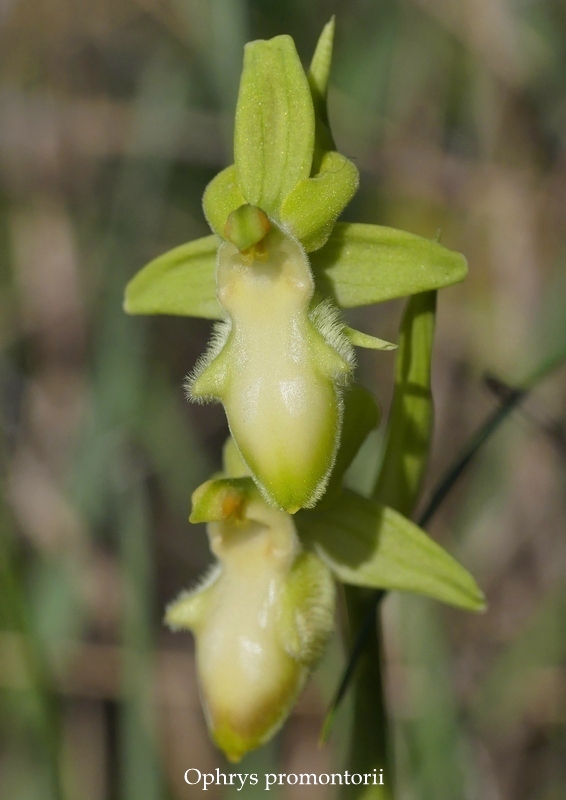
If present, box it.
[373,291,436,515]
[299,490,486,612]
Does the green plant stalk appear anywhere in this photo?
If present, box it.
[341,587,392,800]
[340,293,436,799]
[330,345,566,781]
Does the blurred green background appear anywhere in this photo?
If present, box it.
[1,0,565,798]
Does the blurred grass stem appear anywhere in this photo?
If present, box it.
[0,451,67,800]
[342,588,392,800]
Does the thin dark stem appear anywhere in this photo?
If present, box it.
[418,387,525,528]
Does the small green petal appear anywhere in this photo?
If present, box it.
[202,165,246,239]
[373,291,436,515]
[280,151,359,252]
[344,326,397,351]
[308,17,335,112]
[311,223,468,308]
[234,35,315,216]
[124,234,221,319]
[298,490,486,612]
[307,17,336,161]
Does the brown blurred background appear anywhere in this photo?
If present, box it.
[0,0,565,798]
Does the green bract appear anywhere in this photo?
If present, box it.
[298,491,485,612]
[374,291,437,516]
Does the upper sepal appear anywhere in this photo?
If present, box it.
[234,35,315,217]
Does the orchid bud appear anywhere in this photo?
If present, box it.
[165,477,335,762]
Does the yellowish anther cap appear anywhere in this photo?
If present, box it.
[189,478,249,524]
[224,204,271,253]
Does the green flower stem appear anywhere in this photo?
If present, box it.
[341,587,392,800]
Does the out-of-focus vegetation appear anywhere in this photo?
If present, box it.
[0,1,565,798]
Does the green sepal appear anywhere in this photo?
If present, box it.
[280,151,359,252]
[298,490,486,612]
[234,35,315,217]
[190,476,255,523]
[373,291,436,515]
[344,326,397,351]
[124,234,222,319]
[311,223,468,308]
[323,384,380,500]
[203,165,246,239]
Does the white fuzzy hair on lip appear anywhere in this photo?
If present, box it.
[184,318,232,403]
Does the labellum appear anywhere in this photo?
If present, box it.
[165,476,335,761]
